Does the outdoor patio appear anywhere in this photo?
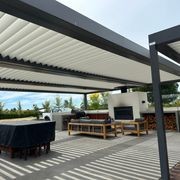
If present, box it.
[0,1,179,180]
[0,131,179,180]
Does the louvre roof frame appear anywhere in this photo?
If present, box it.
[0,0,179,76]
[0,1,178,179]
[149,25,180,179]
[149,25,180,64]
[0,0,178,95]
[0,0,153,64]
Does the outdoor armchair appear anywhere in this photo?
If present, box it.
[121,118,148,137]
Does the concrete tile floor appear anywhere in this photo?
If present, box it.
[0,131,179,180]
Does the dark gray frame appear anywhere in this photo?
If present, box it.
[149,25,180,180]
[149,25,180,64]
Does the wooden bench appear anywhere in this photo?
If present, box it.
[68,122,117,139]
[121,120,148,137]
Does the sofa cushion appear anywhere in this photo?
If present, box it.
[114,120,121,125]
[80,119,92,123]
[91,120,106,124]
[121,120,135,123]
[80,116,89,119]
[123,125,136,130]
[135,118,144,122]
[71,119,80,123]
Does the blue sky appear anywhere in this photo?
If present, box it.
[0,0,180,110]
[0,91,83,110]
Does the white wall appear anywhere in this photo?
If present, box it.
[108,92,148,119]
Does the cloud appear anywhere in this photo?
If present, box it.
[0,92,30,101]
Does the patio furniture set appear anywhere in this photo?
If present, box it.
[68,117,148,139]
[0,117,148,160]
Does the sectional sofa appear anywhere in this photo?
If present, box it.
[68,118,117,139]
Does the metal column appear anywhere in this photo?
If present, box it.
[84,94,88,110]
[149,43,170,180]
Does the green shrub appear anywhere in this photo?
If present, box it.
[0,110,39,120]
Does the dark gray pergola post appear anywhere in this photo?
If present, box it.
[83,94,88,110]
[149,42,170,180]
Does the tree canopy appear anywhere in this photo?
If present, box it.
[88,93,101,110]
[101,92,109,109]
[88,92,109,110]
[132,82,179,104]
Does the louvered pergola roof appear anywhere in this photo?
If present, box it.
[0,0,179,94]
[148,24,180,179]
[149,25,180,65]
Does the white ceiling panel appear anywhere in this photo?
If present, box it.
[0,11,179,93]
[0,12,178,86]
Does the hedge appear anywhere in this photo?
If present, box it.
[0,110,39,119]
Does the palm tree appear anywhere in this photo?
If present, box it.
[0,102,4,112]
[64,100,69,108]
[17,101,22,111]
[42,100,51,112]
[68,97,74,109]
[55,96,62,109]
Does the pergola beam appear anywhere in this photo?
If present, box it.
[149,25,180,45]
[0,78,113,92]
[0,88,84,95]
[158,45,180,64]
[149,25,180,64]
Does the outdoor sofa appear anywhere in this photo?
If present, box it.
[68,118,117,139]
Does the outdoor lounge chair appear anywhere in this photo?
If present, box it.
[121,118,148,137]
